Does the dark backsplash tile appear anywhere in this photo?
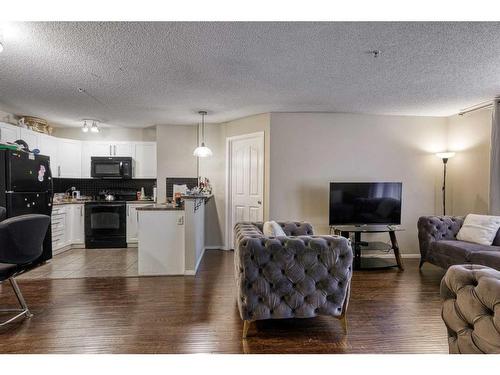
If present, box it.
[53,178,156,197]
[166,177,198,200]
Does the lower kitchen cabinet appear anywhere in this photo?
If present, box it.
[126,203,141,244]
[69,204,85,245]
[51,204,85,254]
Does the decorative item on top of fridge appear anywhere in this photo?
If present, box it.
[198,177,212,196]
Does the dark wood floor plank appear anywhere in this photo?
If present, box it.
[0,251,448,353]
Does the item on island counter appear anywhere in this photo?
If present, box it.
[140,187,146,200]
[174,192,182,207]
[72,190,81,200]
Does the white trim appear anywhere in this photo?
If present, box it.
[225,131,265,251]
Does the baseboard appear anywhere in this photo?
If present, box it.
[204,246,223,250]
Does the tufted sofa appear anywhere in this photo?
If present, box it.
[418,216,500,270]
[234,221,353,338]
[440,264,500,353]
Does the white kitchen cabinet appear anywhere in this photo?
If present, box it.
[89,142,114,157]
[126,203,141,244]
[38,134,59,176]
[0,122,20,143]
[56,138,82,178]
[134,142,157,178]
[19,128,39,150]
[51,205,70,253]
[114,143,133,157]
[69,204,85,244]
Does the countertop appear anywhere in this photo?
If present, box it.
[180,194,213,200]
[53,200,156,206]
[136,203,184,211]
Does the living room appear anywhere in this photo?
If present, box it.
[1,2,499,374]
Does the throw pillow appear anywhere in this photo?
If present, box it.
[263,221,287,237]
[457,214,500,245]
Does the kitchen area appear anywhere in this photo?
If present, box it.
[0,118,214,279]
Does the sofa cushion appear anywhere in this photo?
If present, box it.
[457,214,500,246]
[430,239,500,260]
[263,221,286,237]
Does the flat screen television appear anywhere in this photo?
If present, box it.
[329,182,402,226]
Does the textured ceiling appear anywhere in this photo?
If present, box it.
[1,22,500,128]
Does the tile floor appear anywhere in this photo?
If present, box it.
[18,248,138,280]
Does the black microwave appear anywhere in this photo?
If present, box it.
[91,157,133,179]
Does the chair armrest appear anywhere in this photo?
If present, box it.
[417,216,464,260]
[0,214,50,265]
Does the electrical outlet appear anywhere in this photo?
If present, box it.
[177,216,184,225]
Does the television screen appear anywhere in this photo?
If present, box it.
[329,182,402,226]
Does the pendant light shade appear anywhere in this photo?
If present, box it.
[193,111,212,158]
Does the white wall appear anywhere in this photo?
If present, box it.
[52,127,156,141]
[269,112,448,254]
[447,108,492,216]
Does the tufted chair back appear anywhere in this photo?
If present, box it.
[441,264,500,353]
[234,221,353,323]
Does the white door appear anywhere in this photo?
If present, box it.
[0,122,20,143]
[57,139,82,178]
[229,133,264,246]
[134,143,157,178]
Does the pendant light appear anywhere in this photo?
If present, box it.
[193,111,212,157]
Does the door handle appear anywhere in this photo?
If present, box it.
[114,145,117,155]
[127,205,130,216]
[257,200,262,205]
[109,145,112,156]
[80,206,83,217]
[58,165,61,177]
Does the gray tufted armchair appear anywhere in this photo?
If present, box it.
[234,221,353,338]
[441,264,500,353]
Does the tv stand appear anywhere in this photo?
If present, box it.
[330,225,405,271]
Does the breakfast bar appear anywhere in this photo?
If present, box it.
[136,195,212,276]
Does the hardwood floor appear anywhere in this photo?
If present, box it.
[0,250,448,353]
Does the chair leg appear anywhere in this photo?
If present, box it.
[10,278,32,318]
[242,320,252,339]
[340,315,348,334]
[0,277,33,327]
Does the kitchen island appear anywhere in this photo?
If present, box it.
[136,195,212,276]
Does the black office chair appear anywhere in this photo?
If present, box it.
[0,207,50,326]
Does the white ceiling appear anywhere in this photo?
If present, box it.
[1,22,500,128]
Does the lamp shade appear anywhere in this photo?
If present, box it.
[435,152,456,159]
[193,143,213,158]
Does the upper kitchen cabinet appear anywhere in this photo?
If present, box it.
[56,138,82,178]
[134,142,157,178]
[86,141,134,157]
[20,128,39,150]
[37,133,59,175]
[0,122,21,143]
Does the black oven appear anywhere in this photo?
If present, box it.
[85,201,127,248]
[91,157,132,179]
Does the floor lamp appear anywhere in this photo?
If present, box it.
[435,152,456,215]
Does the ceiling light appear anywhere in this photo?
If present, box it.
[193,111,212,158]
[81,120,89,133]
[90,121,100,133]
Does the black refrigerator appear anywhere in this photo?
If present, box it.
[0,149,53,263]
